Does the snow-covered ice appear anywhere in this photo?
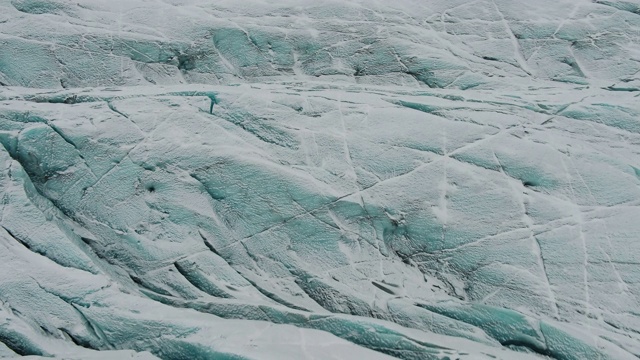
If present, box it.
[1,0,640,359]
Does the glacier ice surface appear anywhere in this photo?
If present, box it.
[1,0,640,359]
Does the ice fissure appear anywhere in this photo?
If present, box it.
[2,0,640,359]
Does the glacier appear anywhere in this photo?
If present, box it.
[1,0,640,359]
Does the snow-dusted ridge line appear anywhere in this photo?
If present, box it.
[2,0,640,89]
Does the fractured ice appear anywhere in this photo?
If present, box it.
[1,0,640,359]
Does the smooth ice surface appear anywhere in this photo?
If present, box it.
[1,0,640,359]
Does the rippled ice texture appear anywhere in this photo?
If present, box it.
[1,0,640,359]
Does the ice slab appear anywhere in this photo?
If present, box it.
[1,0,640,359]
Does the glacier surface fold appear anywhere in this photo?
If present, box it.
[1,0,640,359]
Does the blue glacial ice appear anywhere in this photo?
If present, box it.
[1,0,640,359]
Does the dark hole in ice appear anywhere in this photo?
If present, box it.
[80,237,94,245]
[177,54,196,71]
[63,95,77,104]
